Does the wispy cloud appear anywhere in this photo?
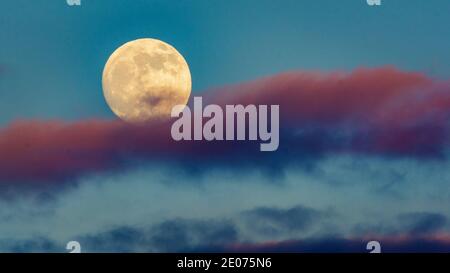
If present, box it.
[2,204,449,253]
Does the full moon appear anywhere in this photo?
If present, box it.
[102,38,191,123]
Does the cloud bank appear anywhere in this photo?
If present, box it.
[0,67,448,184]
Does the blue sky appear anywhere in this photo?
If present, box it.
[1,0,449,124]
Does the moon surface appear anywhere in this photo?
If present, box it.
[102,38,191,123]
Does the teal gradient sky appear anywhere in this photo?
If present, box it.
[0,0,449,124]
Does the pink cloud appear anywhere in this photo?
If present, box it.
[226,233,450,252]
[0,67,448,183]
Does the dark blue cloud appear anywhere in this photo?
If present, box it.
[0,237,60,253]
[225,237,450,253]
[77,219,238,253]
[242,205,327,236]
[399,212,447,235]
[2,206,450,253]
[74,204,331,252]
[353,211,449,237]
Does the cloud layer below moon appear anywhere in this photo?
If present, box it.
[0,66,449,184]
